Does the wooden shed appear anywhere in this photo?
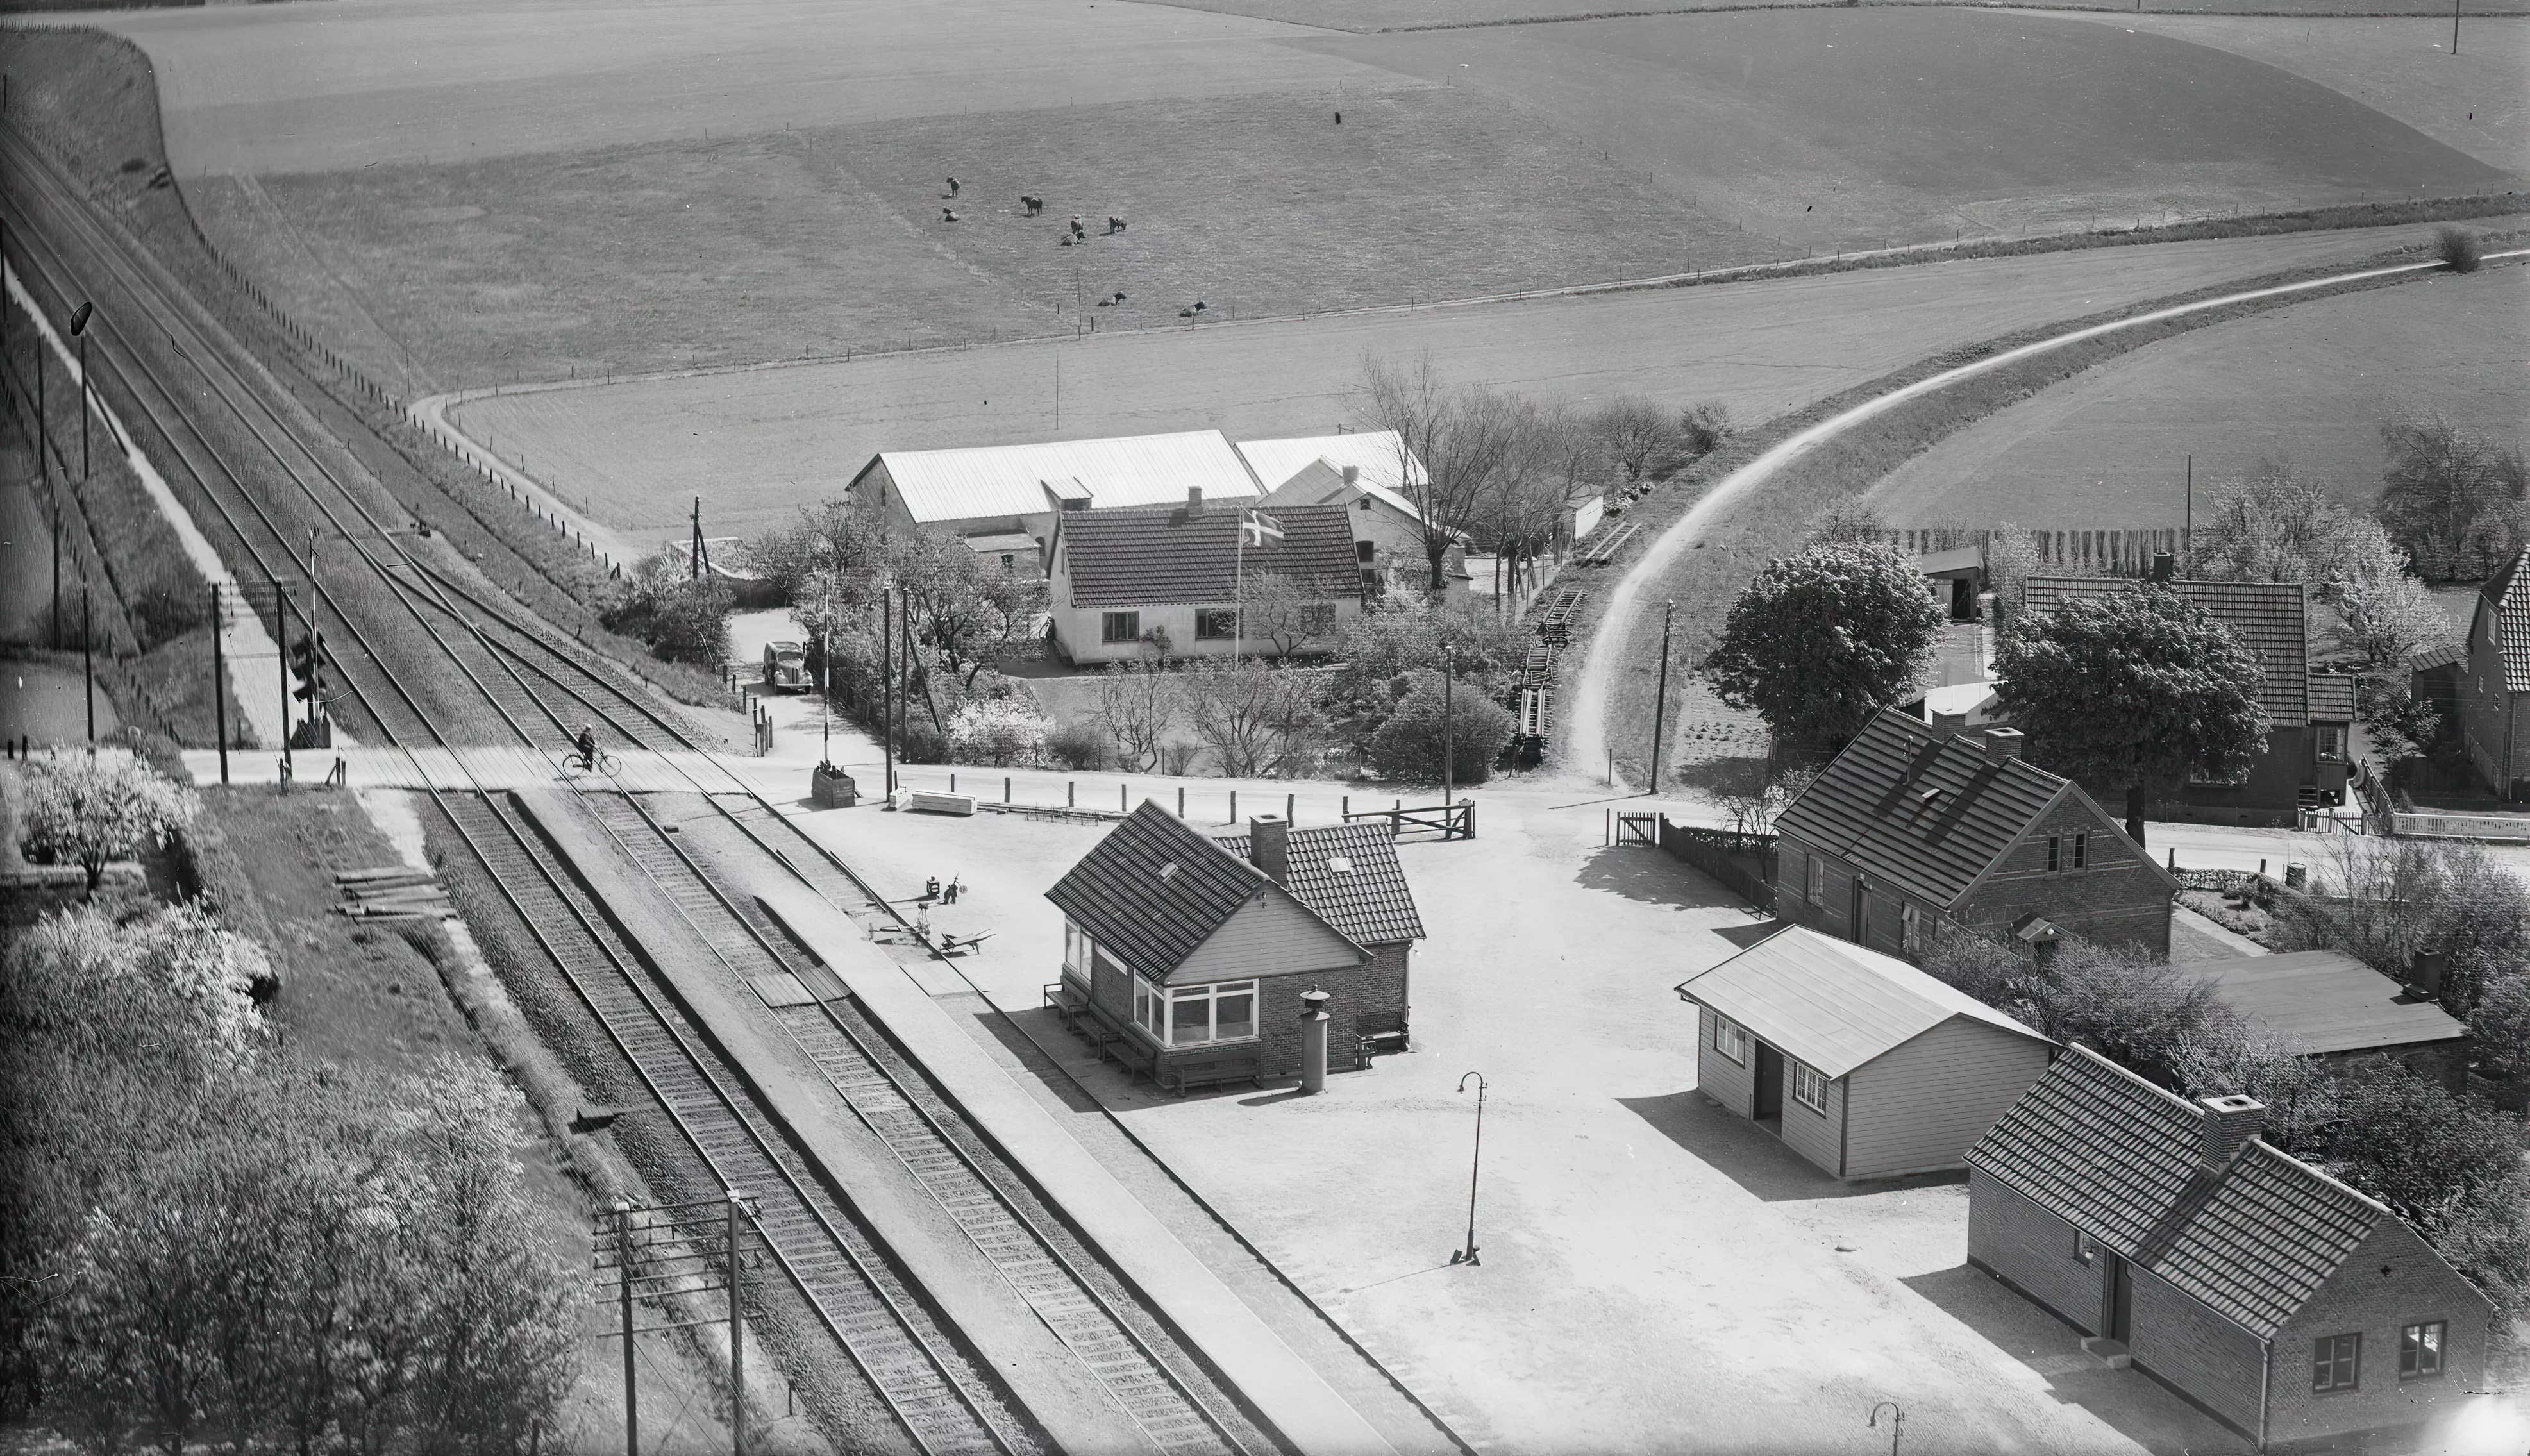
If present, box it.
[1675,926,2055,1180]
[2193,950,2471,1094]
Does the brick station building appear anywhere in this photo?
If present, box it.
[1968,1046,2490,1452]
[1045,802,1419,1094]
[1772,708,2177,961]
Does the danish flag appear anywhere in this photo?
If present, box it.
[1241,509,1285,546]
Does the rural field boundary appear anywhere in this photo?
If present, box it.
[1562,241,2530,789]
[1358,1,2530,31]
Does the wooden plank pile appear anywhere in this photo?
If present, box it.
[335,866,451,920]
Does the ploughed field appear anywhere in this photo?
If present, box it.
[140,0,2515,396]
[1866,261,2530,528]
[1138,0,2530,28]
[442,220,2489,542]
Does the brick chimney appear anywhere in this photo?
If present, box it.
[2150,552,2176,584]
[1249,816,1289,885]
[1981,726,2023,764]
[2409,949,2447,999]
[2197,1094,2266,1174]
[1185,486,1205,516]
[1341,464,1361,485]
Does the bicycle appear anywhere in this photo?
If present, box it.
[562,748,622,779]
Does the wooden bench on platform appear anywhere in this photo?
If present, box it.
[1043,980,1089,1030]
[1162,1049,1263,1098]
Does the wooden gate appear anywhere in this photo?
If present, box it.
[1348,800,1476,842]
[1615,811,1661,847]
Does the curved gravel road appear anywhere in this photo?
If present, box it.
[1565,249,2526,791]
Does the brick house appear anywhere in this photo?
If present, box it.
[1674,927,2054,1180]
[1236,431,1471,601]
[1772,709,2177,960]
[2192,951,2471,1094]
[2452,546,2530,797]
[1046,803,1405,1093]
[1968,1045,2491,1452]
[1045,498,1362,665]
[2024,572,2358,825]
[1212,818,1425,1050]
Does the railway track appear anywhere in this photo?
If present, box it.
[4,119,1289,1456]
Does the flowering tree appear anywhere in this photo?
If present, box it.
[17,753,199,892]
[947,697,1054,767]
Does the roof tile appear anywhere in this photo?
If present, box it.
[1046,802,1268,976]
[1056,502,1361,608]
[2025,576,2309,725]
[1213,821,1425,946]
[2481,548,2530,692]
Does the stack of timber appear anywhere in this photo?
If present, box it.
[335,866,450,919]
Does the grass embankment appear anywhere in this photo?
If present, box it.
[1572,237,2526,787]
[1150,0,2530,28]
[5,28,738,720]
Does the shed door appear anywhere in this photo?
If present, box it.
[1754,1043,1784,1121]
[2104,1253,2134,1343]
[1848,881,1870,945]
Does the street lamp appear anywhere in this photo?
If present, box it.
[1868,1401,1904,1456]
[1450,1071,1487,1266]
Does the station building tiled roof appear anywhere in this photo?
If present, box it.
[2025,576,2311,726]
[1213,821,1425,947]
[1047,802,1275,978]
[1053,502,1358,608]
[1967,1045,2386,1339]
[1673,926,2048,1080]
[1773,709,2170,912]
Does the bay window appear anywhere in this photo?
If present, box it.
[1133,975,1259,1046]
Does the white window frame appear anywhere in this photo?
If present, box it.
[1791,1059,1830,1115]
[2072,832,2088,869]
[1134,975,1260,1048]
[1900,903,1923,957]
[1193,607,1239,641]
[1064,921,1094,975]
[1805,854,1825,907]
[2317,724,2346,762]
[2399,1321,2445,1381]
[1710,1014,1748,1066]
[1101,610,1141,644]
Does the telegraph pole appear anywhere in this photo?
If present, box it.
[2182,455,2193,571]
[882,587,895,797]
[1646,599,1676,795]
[212,584,229,784]
[728,1191,746,1456]
[81,587,93,744]
[616,1199,637,1456]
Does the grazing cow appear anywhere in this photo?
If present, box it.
[1021,195,1044,215]
[1112,291,1127,305]
[1335,110,1342,124]
[1069,215,1086,238]
[1058,233,1075,247]
[942,207,960,222]
[1107,215,1126,234]
[1191,301,1207,312]
[946,176,960,197]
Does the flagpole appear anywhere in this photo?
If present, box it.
[1234,522,1244,669]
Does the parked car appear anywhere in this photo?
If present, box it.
[763,640,810,691]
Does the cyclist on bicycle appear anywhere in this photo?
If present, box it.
[573,724,598,771]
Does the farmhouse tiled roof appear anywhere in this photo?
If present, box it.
[1968,1045,2386,1339]
[2193,950,2468,1058]
[1213,821,1425,946]
[2306,671,2357,723]
[1773,709,2169,910]
[1046,802,1272,978]
[850,430,1262,525]
[2478,548,2530,692]
[1055,502,1360,609]
[1673,927,2048,1080]
[2024,576,2309,726]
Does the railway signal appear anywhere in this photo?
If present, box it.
[289,630,328,705]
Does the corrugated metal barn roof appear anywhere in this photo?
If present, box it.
[1238,431,1428,522]
[1673,926,2047,1079]
[861,431,1262,524]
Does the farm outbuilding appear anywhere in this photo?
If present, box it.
[1239,430,1471,601]
[1674,926,2055,1180]
[845,430,1262,569]
[2191,950,2470,1094]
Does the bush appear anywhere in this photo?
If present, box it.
[2470,970,2530,1081]
[2031,937,2235,1084]
[1326,598,1534,726]
[16,753,198,892]
[2169,1021,2340,1156]
[1368,670,1516,785]
[600,555,732,669]
[946,697,1055,767]
[2435,224,2482,273]
[1917,923,2026,1010]
[1679,400,1733,458]
[1044,719,1110,771]
[895,715,948,764]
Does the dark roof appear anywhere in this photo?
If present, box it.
[2025,576,2309,726]
[2409,641,2467,673]
[2306,671,2356,723]
[1967,1045,2385,1339]
[2193,950,2469,1057]
[1774,709,2170,910]
[1213,821,1425,946]
[1055,502,1359,608]
[1046,801,1270,977]
[2479,548,2530,692]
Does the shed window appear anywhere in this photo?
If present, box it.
[2400,1322,2444,1381]
[1063,921,1094,975]
[1900,903,1923,957]
[2072,833,2088,869]
[1194,608,1239,641]
[2317,724,2346,762]
[1711,1016,1748,1066]
[1805,855,1825,907]
[1134,973,1164,1040]
[1101,611,1142,644]
[1790,1060,1830,1115]
[2313,1333,2361,1393]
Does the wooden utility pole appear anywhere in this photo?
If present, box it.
[882,587,895,797]
[2453,0,2461,54]
[2183,455,2193,571]
[616,1200,637,1456]
[81,587,93,744]
[727,1191,746,1456]
[212,585,228,784]
[691,496,704,580]
[1646,600,1675,794]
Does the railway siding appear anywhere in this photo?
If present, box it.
[757,882,1405,1456]
[512,787,1151,1456]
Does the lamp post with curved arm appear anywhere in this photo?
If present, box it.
[1450,1071,1487,1266]
[1868,1401,1904,1456]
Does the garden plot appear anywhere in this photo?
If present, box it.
[1867,263,2530,528]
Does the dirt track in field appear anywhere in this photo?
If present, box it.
[1866,262,2530,525]
[439,220,2481,542]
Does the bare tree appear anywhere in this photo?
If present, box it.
[1588,395,1684,483]
[1357,353,1526,594]
[1679,400,1734,458]
[1804,496,1888,549]
[1181,658,1323,778]
[1094,660,1177,772]
[1237,571,1327,659]
[1479,399,1581,608]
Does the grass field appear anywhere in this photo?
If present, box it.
[1139,0,2530,32]
[1868,261,2530,526]
[2037,13,2530,177]
[64,0,1407,175]
[1287,8,2517,253]
[444,217,2511,540]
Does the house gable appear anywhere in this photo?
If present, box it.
[1171,891,1365,986]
